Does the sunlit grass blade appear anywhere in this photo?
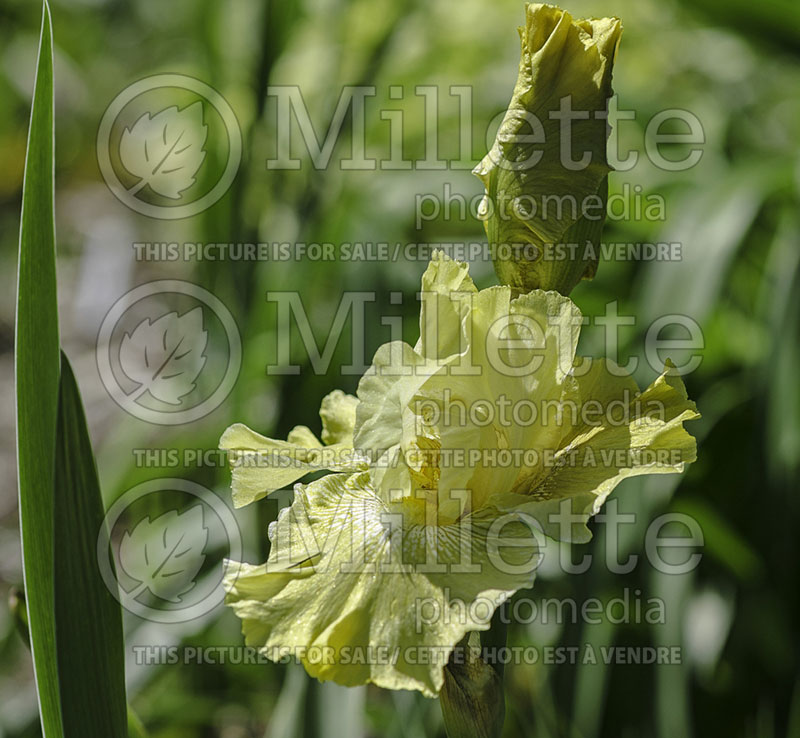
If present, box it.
[127,706,149,738]
[55,352,128,736]
[14,2,62,734]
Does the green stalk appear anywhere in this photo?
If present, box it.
[440,607,508,738]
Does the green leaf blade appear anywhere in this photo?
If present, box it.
[55,353,129,737]
[14,3,62,735]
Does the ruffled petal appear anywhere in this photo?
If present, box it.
[499,359,699,541]
[415,251,477,361]
[219,423,363,508]
[224,472,538,696]
[319,389,359,445]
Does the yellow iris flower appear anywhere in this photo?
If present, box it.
[221,252,698,696]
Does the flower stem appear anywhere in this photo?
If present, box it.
[440,604,508,738]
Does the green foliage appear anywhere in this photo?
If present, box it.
[55,353,128,737]
[14,4,62,733]
[14,5,128,736]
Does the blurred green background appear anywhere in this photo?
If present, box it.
[1,0,799,735]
